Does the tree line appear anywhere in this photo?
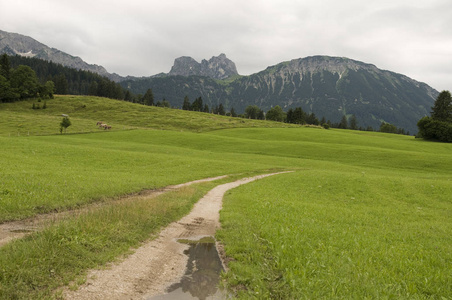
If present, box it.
[179,95,410,134]
[3,54,183,106]
[0,54,55,102]
[2,54,136,102]
[182,96,235,115]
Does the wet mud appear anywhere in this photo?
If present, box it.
[150,237,226,300]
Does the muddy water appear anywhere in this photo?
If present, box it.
[149,237,227,300]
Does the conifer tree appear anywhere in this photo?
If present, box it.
[182,96,191,110]
[293,107,306,124]
[349,114,358,130]
[0,54,11,80]
[218,103,225,115]
[143,88,154,106]
[230,107,237,117]
[306,112,319,125]
[286,108,294,123]
[191,97,203,111]
[431,91,452,122]
[339,115,348,129]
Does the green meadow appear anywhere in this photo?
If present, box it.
[0,95,295,136]
[0,96,451,299]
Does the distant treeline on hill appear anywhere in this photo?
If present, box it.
[181,95,410,135]
[1,54,55,101]
[5,55,130,101]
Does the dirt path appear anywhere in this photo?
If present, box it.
[0,176,227,248]
[62,172,288,300]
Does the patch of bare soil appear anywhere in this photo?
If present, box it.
[0,176,227,248]
[62,172,289,300]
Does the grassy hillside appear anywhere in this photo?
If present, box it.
[0,95,296,136]
[0,96,450,299]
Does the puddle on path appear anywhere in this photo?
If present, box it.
[149,236,227,300]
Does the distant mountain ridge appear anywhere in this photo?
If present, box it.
[124,56,438,133]
[232,56,438,133]
[0,29,122,82]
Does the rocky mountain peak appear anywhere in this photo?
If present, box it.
[168,56,202,77]
[168,53,238,80]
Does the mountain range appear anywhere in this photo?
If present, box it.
[0,29,122,82]
[0,29,438,133]
[123,55,437,133]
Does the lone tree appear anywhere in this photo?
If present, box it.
[60,116,71,134]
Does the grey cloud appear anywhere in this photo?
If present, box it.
[0,0,450,91]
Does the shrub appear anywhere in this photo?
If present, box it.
[417,117,452,142]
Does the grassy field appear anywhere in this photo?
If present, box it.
[0,131,283,221]
[211,128,451,298]
[217,171,451,299]
[0,96,451,299]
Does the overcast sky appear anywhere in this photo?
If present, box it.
[1,0,451,91]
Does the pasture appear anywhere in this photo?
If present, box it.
[0,96,451,299]
[218,168,451,299]
[0,95,295,136]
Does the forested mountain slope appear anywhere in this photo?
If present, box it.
[123,56,438,133]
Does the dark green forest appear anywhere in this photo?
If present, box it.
[1,54,54,102]
[1,54,130,102]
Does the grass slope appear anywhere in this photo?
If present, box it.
[0,96,451,299]
[0,95,296,136]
